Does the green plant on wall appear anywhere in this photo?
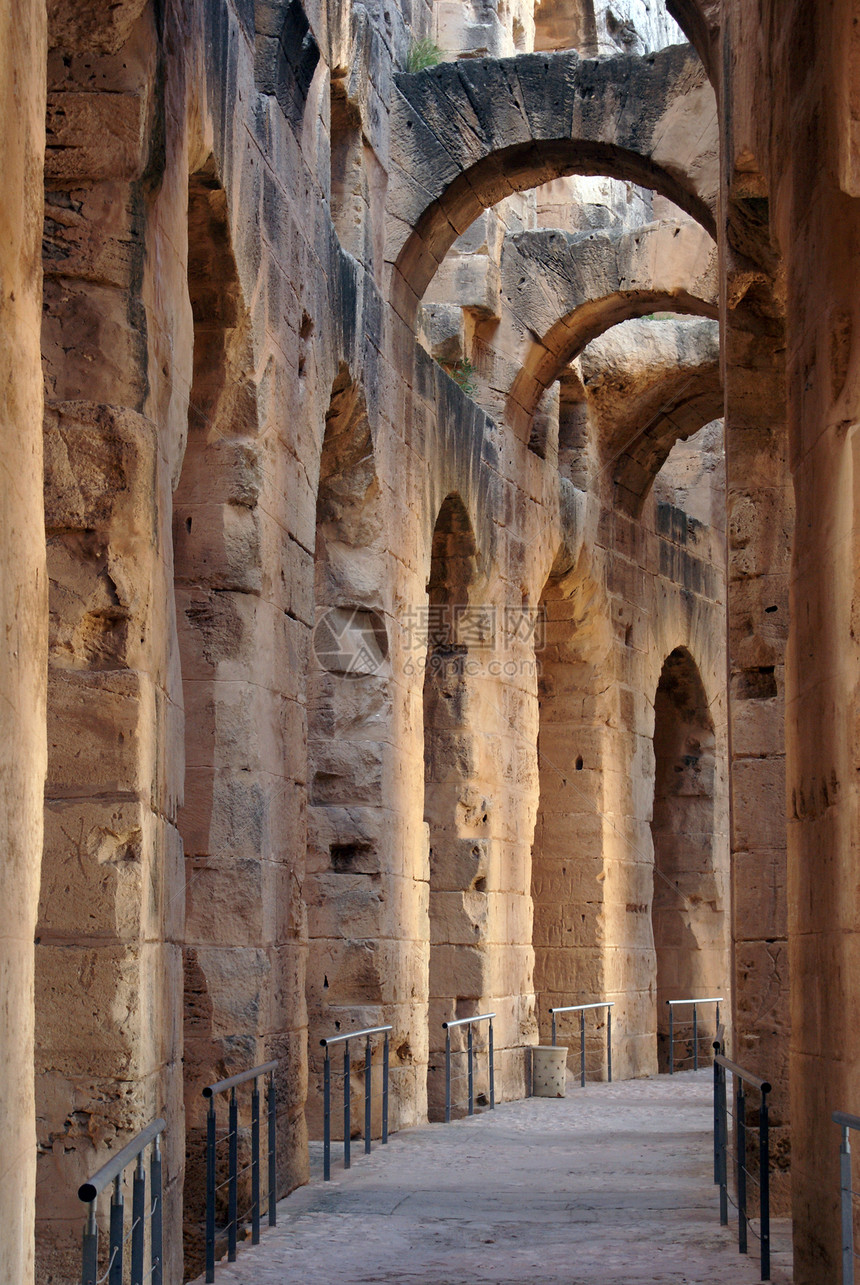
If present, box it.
[406,37,444,72]
[448,358,478,397]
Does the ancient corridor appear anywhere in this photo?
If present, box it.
[3,0,860,1283]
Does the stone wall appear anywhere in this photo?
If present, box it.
[0,3,47,1283]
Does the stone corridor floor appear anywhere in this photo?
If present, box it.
[193,1070,793,1284]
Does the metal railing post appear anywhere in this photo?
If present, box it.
[228,1087,238,1261]
[467,1023,474,1116]
[669,1002,674,1075]
[251,1078,261,1245]
[365,1035,373,1155]
[716,1002,721,1046]
[760,1087,771,1282]
[205,1099,216,1281]
[78,1118,167,1285]
[713,1044,720,1185]
[445,1027,452,1123]
[382,1032,390,1144]
[718,1059,728,1226]
[109,1174,123,1285]
[693,1003,699,1072]
[737,1078,748,1255]
[841,1125,854,1285]
[268,1070,277,1227]
[151,1133,163,1285]
[323,1049,331,1182]
[489,1019,495,1110]
[343,1042,351,1171]
[580,1011,586,1088]
[551,1010,557,1046]
[607,1008,612,1083]
[81,1201,98,1285]
[131,1152,145,1285]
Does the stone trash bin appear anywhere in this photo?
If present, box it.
[531,1045,568,1097]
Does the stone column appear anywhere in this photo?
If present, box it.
[0,2,47,1282]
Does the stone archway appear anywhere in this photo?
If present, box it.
[502,222,718,440]
[304,365,391,1142]
[388,42,718,318]
[423,494,494,1120]
[651,647,726,1072]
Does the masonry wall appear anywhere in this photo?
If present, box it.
[24,2,737,1280]
[720,0,860,1275]
[0,4,47,1283]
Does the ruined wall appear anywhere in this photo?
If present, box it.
[719,0,860,1274]
[0,4,47,1284]
[25,2,738,1279]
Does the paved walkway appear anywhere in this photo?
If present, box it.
[194,1071,792,1284]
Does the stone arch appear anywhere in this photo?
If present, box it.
[172,155,267,1272]
[305,365,391,1141]
[503,222,718,438]
[423,494,494,1119]
[388,43,718,319]
[574,316,722,513]
[610,374,723,516]
[650,646,726,1072]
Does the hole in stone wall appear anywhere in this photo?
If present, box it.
[733,665,777,700]
[575,756,584,771]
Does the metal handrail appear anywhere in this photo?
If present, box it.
[442,1013,495,1122]
[667,997,724,1074]
[713,1046,771,1281]
[78,1117,165,1285]
[321,1025,393,1048]
[549,1002,613,1087]
[833,1110,860,1283]
[442,1012,496,1030]
[202,1061,278,1283]
[203,1060,278,1097]
[320,1024,392,1181]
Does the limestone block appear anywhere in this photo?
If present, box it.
[44,403,157,531]
[42,279,148,404]
[429,943,486,1000]
[184,945,269,1039]
[45,90,148,182]
[184,855,269,948]
[731,757,787,852]
[306,872,385,941]
[420,303,465,364]
[46,0,150,55]
[430,254,502,318]
[429,890,488,946]
[172,501,262,593]
[40,799,147,940]
[311,737,384,804]
[47,668,152,797]
[36,943,144,1075]
[305,937,384,1006]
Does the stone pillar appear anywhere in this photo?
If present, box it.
[724,294,792,1209]
[35,6,186,1277]
[0,2,47,1282]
